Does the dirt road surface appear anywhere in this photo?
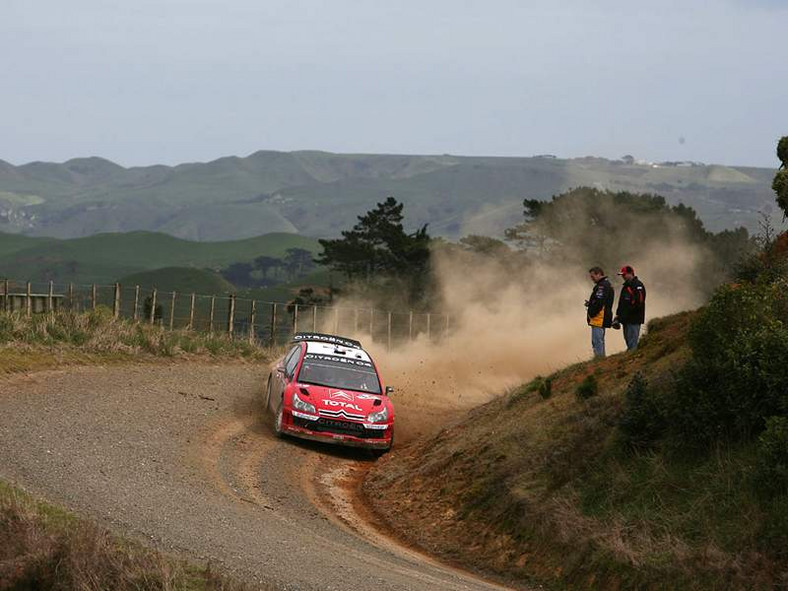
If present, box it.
[0,363,516,591]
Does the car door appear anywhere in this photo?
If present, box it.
[272,344,301,409]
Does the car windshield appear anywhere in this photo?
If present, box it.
[297,356,381,394]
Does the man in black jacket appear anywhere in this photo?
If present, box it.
[613,265,646,351]
[586,266,615,358]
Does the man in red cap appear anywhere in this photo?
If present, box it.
[613,265,646,351]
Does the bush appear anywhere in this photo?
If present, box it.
[667,282,788,445]
[756,416,788,495]
[575,375,598,401]
[538,377,553,400]
[618,373,666,449]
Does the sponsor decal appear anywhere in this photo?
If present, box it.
[293,333,361,349]
[324,399,363,412]
[303,353,373,368]
[356,394,379,401]
[330,390,354,402]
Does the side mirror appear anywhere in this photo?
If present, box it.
[385,386,395,395]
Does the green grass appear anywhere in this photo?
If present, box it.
[0,230,320,285]
[0,309,273,375]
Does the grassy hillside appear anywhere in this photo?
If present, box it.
[0,231,54,258]
[0,151,776,240]
[366,310,787,589]
[0,230,320,285]
[116,267,236,295]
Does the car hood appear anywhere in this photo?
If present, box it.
[295,383,387,419]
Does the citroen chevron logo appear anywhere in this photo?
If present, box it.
[330,390,354,401]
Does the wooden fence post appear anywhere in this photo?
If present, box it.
[90,284,97,310]
[293,303,299,334]
[270,302,278,345]
[68,283,74,311]
[445,314,450,340]
[47,281,54,313]
[133,286,140,321]
[2,279,8,313]
[188,293,196,330]
[369,309,374,339]
[113,283,121,318]
[409,311,413,341]
[354,308,359,333]
[26,282,32,317]
[248,300,257,344]
[227,294,236,336]
[387,311,392,351]
[333,307,339,333]
[149,289,157,325]
[209,296,215,334]
[312,305,317,331]
[169,292,177,330]
[426,313,431,340]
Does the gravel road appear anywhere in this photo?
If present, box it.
[0,363,514,591]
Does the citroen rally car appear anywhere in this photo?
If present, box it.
[263,332,395,453]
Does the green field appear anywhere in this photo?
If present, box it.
[0,230,320,286]
[116,267,236,295]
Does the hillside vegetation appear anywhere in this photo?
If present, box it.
[0,151,776,241]
[0,308,271,375]
[367,236,788,589]
[0,230,320,285]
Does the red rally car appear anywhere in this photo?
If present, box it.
[263,332,395,453]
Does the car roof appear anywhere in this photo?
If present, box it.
[303,341,373,363]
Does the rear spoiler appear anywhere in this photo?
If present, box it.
[292,332,362,349]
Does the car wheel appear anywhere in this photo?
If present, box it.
[273,400,284,438]
[372,430,393,458]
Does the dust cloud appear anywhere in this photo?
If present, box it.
[330,234,709,440]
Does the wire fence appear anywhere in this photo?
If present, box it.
[0,279,450,349]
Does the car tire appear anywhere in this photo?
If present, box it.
[373,431,393,458]
[273,400,285,438]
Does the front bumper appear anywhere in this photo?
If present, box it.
[282,415,392,449]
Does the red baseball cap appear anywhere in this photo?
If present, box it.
[617,265,635,276]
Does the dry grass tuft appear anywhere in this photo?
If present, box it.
[0,483,254,591]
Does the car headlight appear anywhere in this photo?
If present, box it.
[292,392,316,414]
[367,406,388,424]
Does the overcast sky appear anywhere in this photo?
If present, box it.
[1,0,785,168]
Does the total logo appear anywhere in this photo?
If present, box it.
[324,400,363,411]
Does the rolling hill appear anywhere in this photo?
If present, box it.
[0,151,778,241]
[0,230,320,286]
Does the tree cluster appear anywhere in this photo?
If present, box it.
[220,248,316,288]
[316,197,431,307]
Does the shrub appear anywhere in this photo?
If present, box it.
[666,282,788,446]
[538,377,553,400]
[755,416,788,495]
[618,372,666,449]
[575,375,598,401]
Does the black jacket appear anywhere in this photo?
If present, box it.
[587,276,614,328]
[616,276,646,325]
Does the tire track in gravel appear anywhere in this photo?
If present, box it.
[0,363,518,591]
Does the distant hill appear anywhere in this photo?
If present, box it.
[116,267,235,295]
[0,230,320,285]
[0,151,778,240]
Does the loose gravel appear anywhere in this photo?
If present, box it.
[0,363,510,591]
